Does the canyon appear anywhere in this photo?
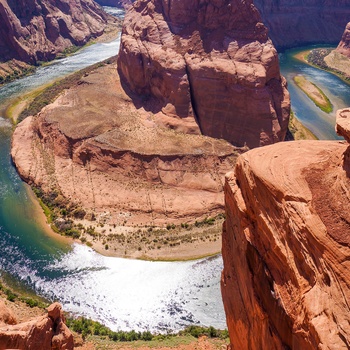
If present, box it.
[11,0,290,258]
[221,108,350,349]
[254,0,350,49]
[0,0,116,82]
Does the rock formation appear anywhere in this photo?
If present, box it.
[221,108,350,349]
[337,22,350,59]
[11,61,240,234]
[0,301,73,350]
[118,0,290,148]
[0,0,111,82]
[254,0,350,50]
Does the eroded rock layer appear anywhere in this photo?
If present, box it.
[0,301,73,350]
[221,109,350,349]
[337,22,350,59]
[118,0,290,148]
[0,0,109,65]
[254,0,350,49]
[12,61,240,227]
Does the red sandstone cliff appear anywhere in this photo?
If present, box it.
[254,0,350,49]
[0,0,111,81]
[337,22,350,59]
[118,0,290,149]
[221,108,350,349]
[0,301,73,349]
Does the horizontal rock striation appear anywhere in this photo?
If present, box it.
[118,0,290,148]
[0,301,73,350]
[12,61,240,228]
[336,22,350,59]
[221,109,350,349]
[254,0,350,49]
[0,0,109,65]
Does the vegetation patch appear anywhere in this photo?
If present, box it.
[66,316,228,344]
[293,75,333,113]
[306,48,350,83]
[0,281,48,308]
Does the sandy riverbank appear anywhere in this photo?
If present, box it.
[293,74,333,113]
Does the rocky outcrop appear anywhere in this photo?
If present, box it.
[254,0,350,50]
[221,108,350,349]
[0,0,110,79]
[0,301,73,350]
[118,0,290,148]
[12,60,240,233]
[336,22,350,59]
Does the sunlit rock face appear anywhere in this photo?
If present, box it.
[0,302,73,349]
[0,0,109,64]
[118,0,290,148]
[337,22,350,59]
[221,109,350,349]
[254,0,350,49]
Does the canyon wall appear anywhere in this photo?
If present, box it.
[221,108,350,349]
[337,22,350,59]
[254,0,350,49]
[118,0,290,149]
[0,0,109,66]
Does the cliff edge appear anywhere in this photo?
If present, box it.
[221,108,350,349]
[118,0,290,148]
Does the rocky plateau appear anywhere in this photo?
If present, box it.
[254,0,350,49]
[118,0,290,149]
[11,61,239,230]
[221,108,350,349]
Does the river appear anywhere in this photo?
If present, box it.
[279,46,350,140]
[0,15,350,333]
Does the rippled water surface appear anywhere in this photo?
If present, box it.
[279,46,350,139]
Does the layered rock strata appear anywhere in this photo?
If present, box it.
[337,22,350,59]
[0,0,111,81]
[118,0,290,148]
[12,61,239,228]
[254,0,350,49]
[221,108,350,349]
[0,301,73,350]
